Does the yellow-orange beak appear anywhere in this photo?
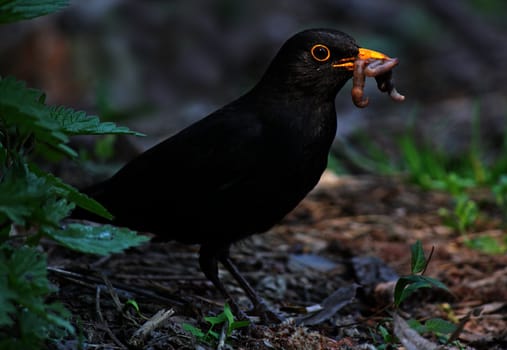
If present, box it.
[332,47,392,71]
[357,48,391,61]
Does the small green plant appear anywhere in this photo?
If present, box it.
[0,245,74,348]
[407,317,457,344]
[438,194,478,234]
[125,299,141,314]
[394,241,449,307]
[370,241,457,348]
[0,76,150,346]
[373,316,459,349]
[397,242,459,344]
[398,133,448,190]
[492,175,507,215]
[0,1,150,347]
[463,234,507,254]
[183,303,250,345]
[371,323,396,350]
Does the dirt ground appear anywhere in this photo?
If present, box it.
[48,172,507,349]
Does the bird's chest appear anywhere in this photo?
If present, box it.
[272,105,336,170]
[237,130,332,235]
[274,140,329,192]
[264,119,336,193]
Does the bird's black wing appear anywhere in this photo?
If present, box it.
[94,105,278,242]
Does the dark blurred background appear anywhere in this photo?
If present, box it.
[1,0,506,179]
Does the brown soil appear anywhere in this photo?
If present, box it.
[48,173,507,349]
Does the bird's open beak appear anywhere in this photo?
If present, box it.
[332,48,391,71]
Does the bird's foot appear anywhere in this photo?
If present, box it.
[225,298,250,323]
[251,300,285,324]
[227,298,284,324]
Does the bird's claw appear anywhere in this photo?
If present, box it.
[251,301,285,324]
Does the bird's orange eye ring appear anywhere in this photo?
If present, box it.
[311,44,331,62]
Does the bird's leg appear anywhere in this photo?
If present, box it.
[198,245,248,321]
[219,254,284,324]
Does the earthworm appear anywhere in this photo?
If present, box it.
[375,69,405,102]
[351,59,369,108]
[351,57,405,108]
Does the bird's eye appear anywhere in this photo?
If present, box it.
[311,44,331,62]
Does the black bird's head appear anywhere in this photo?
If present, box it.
[256,28,391,101]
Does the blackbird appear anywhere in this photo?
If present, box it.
[73,28,403,321]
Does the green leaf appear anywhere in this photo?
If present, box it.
[394,274,449,307]
[7,246,52,296]
[184,304,249,345]
[410,240,426,273]
[182,323,207,339]
[394,275,415,306]
[28,163,113,220]
[44,301,75,336]
[46,223,150,255]
[492,175,507,206]
[455,195,478,232]
[418,275,449,292]
[223,303,235,335]
[205,311,227,327]
[221,303,249,334]
[407,318,428,334]
[395,278,433,307]
[465,235,507,254]
[125,299,140,313]
[38,197,74,228]
[0,76,75,158]
[424,318,457,335]
[0,166,76,230]
[0,244,74,340]
[0,76,143,162]
[230,319,250,331]
[48,106,144,136]
[0,0,68,24]
[377,324,394,343]
[207,330,220,340]
[0,274,17,327]
[0,167,47,226]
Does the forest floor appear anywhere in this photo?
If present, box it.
[48,172,507,349]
